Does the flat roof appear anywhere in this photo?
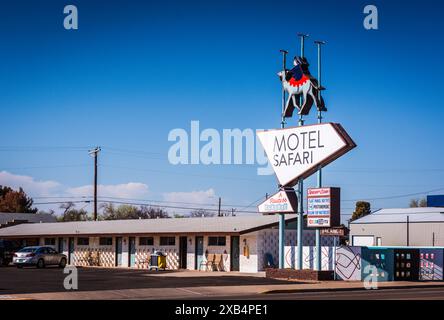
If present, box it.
[0,214,297,237]
[350,207,444,224]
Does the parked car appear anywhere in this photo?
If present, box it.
[13,246,67,268]
[0,239,22,266]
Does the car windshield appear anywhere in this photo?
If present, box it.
[18,247,37,253]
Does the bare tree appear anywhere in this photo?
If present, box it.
[190,209,215,217]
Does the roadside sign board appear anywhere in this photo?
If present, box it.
[320,227,346,237]
[307,187,340,228]
[256,123,356,188]
[257,189,298,214]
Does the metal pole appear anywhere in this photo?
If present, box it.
[333,236,337,280]
[314,40,326,271]
[89,146,101,221]
[218,197,221,217]
[278,49,288,269]
[407,215,410,246]
[279,212,285,269]
[296,33,308,270]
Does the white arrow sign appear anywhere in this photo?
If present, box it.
[258,189,298,214]
[257,123,356,187]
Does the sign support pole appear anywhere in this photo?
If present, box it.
[278,49,288,269]
[296,33,308,270]
[314,40,326,271]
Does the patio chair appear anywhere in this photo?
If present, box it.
[200,254,215,271]
[211,254,223,271]
[138,253,151,269]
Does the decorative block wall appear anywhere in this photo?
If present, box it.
[257,229,338,271]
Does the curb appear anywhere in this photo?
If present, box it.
[261,283,444,294]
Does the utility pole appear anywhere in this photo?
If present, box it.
[314,40,326,271]
[89,146,101,221]
[218,197,222,217]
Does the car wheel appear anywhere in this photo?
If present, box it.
[59,258,67,268]
[37,259,45,269]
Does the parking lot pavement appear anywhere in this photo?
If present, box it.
[0,266,301,296]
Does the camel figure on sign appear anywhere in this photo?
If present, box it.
[277,56,326,117]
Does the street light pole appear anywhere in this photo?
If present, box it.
[278,49,288,269]
[296,33,308,270]
[314,40,326,271]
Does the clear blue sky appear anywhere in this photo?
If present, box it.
[0,0,443,220]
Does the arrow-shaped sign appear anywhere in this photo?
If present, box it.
[257,123,356,187]
[257,189,298,214]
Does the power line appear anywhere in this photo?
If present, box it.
[33,199,260,214]
[342,186,444,202]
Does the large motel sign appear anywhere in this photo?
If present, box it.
[257,34,356,272]
[257,123,355,188]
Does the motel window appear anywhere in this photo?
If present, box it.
[160,237,175,246]
[208,236,226,246]
[44,238,56,246]
[99,237,113,246]
[77,237,89,246]
[139,237,154,246]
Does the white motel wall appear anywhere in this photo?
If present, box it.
[0,215,339,273]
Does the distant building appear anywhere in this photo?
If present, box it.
[427,195,444,208]
[0,212,56,229]
[350,207,444,247]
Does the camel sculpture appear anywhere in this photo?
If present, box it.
[278,56,326,117]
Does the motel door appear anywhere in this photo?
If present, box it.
[58,237,64,254]
[68,237,75,265]
[116,237,123,267]
[179,236,188,269]
[128,237,136,267]
[195,236,204,270]
[230,236,240,271]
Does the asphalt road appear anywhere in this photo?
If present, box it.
[2,266,444,300]
[0,266,294,295]
[201,287,444,300]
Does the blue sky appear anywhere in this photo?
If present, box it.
[0,0,443,220]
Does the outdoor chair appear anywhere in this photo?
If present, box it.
[200,254,215,271]
[211,254,223,271]
[138,253,150,269]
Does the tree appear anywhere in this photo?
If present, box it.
[0,185,37,213]
[139,206,169,219]
[350,201,371,222]
[100,203,169,220]
[409,198,427,208]
[190,209,215,217]
[58,202,91,222]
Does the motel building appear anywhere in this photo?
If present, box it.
[0,214,335,272]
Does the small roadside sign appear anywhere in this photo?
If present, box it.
[257,189,298,215]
